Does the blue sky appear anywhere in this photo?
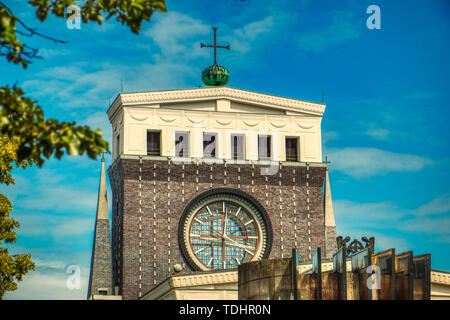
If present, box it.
[1,0,449,299]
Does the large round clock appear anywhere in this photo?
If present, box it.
[179,188,272,271]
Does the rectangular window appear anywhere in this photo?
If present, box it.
[285,137,298,162]
[147,131,161,156]
[116,134,120,156]
[258,135,271,160]
[231,134,245,160]
[203,133,217,158]
[175,132,189,158]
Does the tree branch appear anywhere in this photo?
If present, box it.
[0,1,67,44]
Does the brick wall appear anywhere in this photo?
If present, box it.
[108,157,333,300]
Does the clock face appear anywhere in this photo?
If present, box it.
[179,189,272,271]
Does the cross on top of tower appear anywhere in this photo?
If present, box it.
[200,27,231,86]
[200,27,230,65]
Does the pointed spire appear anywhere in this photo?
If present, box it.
[96,156,109,220]
[324,167,335,227]
[88,157,113,299]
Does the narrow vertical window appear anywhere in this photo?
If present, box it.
[175,132,189,158]
[203,133,217,158]
[285,137,298,162]
[231,134,245,160]
[147,131,161,156]
[258,135,271,160]
[116,134,120,156]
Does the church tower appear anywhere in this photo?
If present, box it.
[106,89,336,299]
[87,156,114,299]
[102,27,337,300]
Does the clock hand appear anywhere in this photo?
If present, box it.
[221,209,226,267]
[224,235,243,246]
[224,240,255,251]
[211,229,224,238]
[223,235,254,250]
[224,211,228,237]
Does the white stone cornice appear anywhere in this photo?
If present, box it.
[107,87,325,119]
[171,271,238,288]
[432,270,450,285]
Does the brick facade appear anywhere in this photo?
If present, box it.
[108,156,335,300]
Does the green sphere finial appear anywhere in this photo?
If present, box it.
[200,27,230,86]
[202,64,230,86]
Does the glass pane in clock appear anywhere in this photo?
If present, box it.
[188,200,260,270]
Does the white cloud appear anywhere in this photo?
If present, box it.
[334,205,412,253]
[4,272,87,300]
[15,213,94,239]
[38,48,73,59]
[334,197,450,253]
[415,194,450,216]
[2,247,92,300]
[20,11,281,113]
[124,62,199,92]
[225,16,275,54]
[372,234,411,252]
[398,217,450,235]
[81,111,113,148]
[144,11,210,59]
[27,186,95,212]
[297,5,361,52]
[333,200,406,241]
[435,234,450,244]
[364,128,390,140]
[21,61,199,113]
[336,229,411,253]
[3,261,89,300]
[2,158,103,219]
[143,11,278,73]
[322,131,339,145]
[327,147,433,178]
[334,200,402,224]
[22,65,121,110]
[11,181,97,214]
